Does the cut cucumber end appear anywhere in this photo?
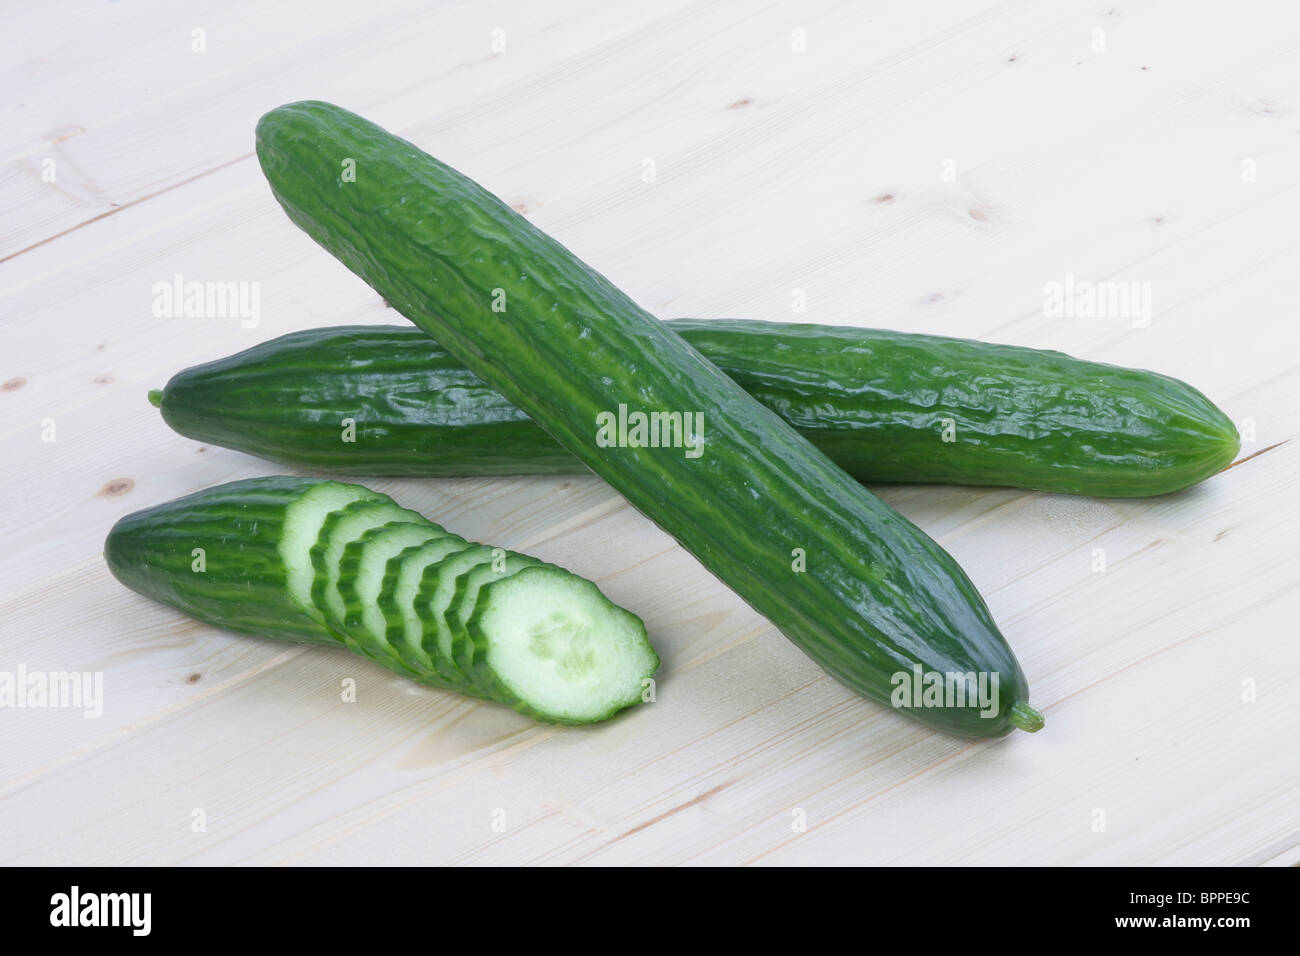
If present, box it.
[147,389,164,408]
[316,502,427,627]
[281,481,381,619]
[1008,701,1045,733]
[343,521,441,661]
[471,568,658,724]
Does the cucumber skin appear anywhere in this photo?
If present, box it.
[256,101,1034,736]
[153,321,1239,497]
[104,479,449,688]
[336,521,437,679]
[104,476,341,646]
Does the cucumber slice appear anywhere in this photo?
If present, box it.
[379,536,474,683]
[447,553,543,680]
[415,544,500,682]
[310,499,426,658]
[467,566,659,724]
[337,521,443,678]
[281,481,382,621]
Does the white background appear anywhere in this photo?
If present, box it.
[2,0,1297,864]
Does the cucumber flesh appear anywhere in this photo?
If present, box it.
[416,544,500,682]
[468,566,658,724]
[448,554,543,680]
[382,536,475,682]
[282,481,382,621]
[311,500,426,643]
[338,521,443,677]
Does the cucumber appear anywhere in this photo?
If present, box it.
[283,480,382,627]
[256,100,1042,736]
[105,477,659,724]
[106,476,340,645]
[447,554,543,679]
[469,567,657,723]
[337,521,442,676]
[310,498,425,635]
[379,536,473,681]
[151,322,1239,497]
[414,544,500,683]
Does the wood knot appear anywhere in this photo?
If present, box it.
[100,477,134,497]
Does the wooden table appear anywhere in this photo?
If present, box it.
[3,0,1296,866]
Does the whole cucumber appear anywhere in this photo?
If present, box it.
[151,321,1239,496]
[255,100,1043,736]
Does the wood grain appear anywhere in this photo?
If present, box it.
[1,0,1296,865]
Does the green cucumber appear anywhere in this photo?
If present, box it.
[105,477,658,723]
[337,521,442,677]
[105,476,340,645]
[467,567,657,724]
[284,480,383,627]
[256,100,1041,736]
[414,544,501,683]
[447,554,543,679]
[379,536,474,682]
[151,322,1239,497]
[310,499,425,635]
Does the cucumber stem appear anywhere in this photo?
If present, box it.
[1009,701,1045,733]
[147,389,163,408]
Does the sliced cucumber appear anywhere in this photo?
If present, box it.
[467,566,659,724]
[380,536,474,683]
[310,499,426,654]
[448,554,543,680]
[109,475,659,724]
[337,521,442,677]
[415,544,501,682]
[282,480,382,621]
